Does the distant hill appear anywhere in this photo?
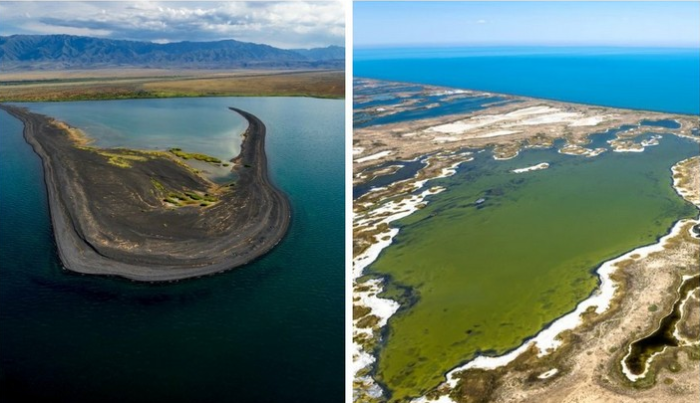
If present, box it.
[291,45,345,61]
[0,35,345,71]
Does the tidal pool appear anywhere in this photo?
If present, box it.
[367,134,698,401]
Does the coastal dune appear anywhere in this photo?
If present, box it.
[1,104,290,281]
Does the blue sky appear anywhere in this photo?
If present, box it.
[354,2,700,48]
[0,1,345,49]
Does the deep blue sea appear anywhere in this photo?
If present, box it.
[355,47,700,114]
[0,98,344,403]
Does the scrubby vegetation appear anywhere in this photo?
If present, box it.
[0,70,345,102]
[163,190,219,207]
[97,150,148,168]
[169,148,222,164]
[150,176,220,208]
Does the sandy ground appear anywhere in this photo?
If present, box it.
[673,157,700,206]
[353,79,698,174]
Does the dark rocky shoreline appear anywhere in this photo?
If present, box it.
[0,104,290,281]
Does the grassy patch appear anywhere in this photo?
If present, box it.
[354,305,372,320]
[97,151,148,168]
[151,178,166,192]
[163,190,219,207]
[449,369,501,403]
[356,315,380,329]
[169,148,222,164]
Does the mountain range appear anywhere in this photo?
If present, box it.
[0,35,345,71]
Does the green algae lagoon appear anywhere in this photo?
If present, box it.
[366,134,699,402]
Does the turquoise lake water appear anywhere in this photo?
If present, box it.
[15,99,249,160]
[15,99,253,182]
[355,47,700,114]
[0,97,344,402]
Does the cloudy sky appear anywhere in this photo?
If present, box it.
[0,1,345,49]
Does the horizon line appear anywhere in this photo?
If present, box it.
[355,43,700,50]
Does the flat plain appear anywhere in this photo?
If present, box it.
[0,69,345,101]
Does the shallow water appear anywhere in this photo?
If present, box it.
[14,98,251,181]
[357,95,511,128]
[0,97,344,403]
[366,135,698,401]
[640,119,682,129]
[353,80,512,128]
[16,98,249,160]
[354,158,427,199]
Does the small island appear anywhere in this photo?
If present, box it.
[512,162,550,173]
[0,104,290,282]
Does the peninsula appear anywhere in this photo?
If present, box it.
[0,104,290,282]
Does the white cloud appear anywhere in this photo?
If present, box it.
[23,21,112,37]
[476,19,487,24]
[0,1,345,49]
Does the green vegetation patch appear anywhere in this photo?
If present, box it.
[150,178,166,192]
[169,148,222,164]
[93,149,148,168]
[150,176,219,208]
[354,305,372,320]
[356,315,380,329]
[448,369,500,403]
[162,190,218,208]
